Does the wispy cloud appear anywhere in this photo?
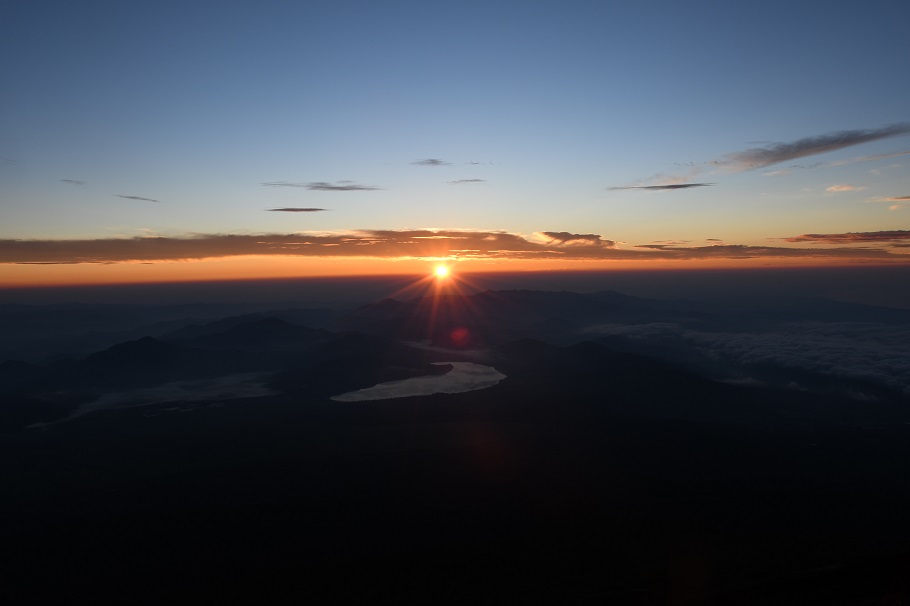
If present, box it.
[411,159,450,166]
[609,183,714,191]
[537,232,614,247]
[628,243,900,260]
[261,181,379,191]
[260,181,310,188]
[449,179,485,184]
[868,195,910,203]
[306,181,379,191]
[826,184,866,192]
[266,208,328,212]
[782,230,910,244]
[2,229,906,265]
[623,125,910,188]
[60,179,86,186]
[116,194,159,202]
[803,150,910,171]
[870,160,907,176]
[723,124,910,171]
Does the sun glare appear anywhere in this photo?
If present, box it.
[434,265,450,279]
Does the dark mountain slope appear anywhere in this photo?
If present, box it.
[269,332,448,398]
[334,289,679,347]
[176,317,333,351]
[31,337,261,391]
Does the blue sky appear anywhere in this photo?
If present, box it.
[1,0,909,280]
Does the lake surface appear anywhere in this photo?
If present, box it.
[331,362,506,402]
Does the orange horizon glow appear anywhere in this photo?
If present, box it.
[2,254,909,289]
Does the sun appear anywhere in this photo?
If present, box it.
[434,265,450,279]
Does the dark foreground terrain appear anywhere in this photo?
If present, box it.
[2,288,910,604]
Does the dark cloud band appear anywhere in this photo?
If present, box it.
[783,230,910,243]
[609,183,714,191]
[725,124,910,170]
[540,232,611,246]
[116,194,159,202]
[267,208,328,212]
[261,181,379,191]
[1,229,906,265]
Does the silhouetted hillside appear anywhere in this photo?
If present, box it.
[175,317,333,351]
[27,336,261,392]
[270,332,448,397]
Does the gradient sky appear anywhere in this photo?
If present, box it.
[2,0,909,286]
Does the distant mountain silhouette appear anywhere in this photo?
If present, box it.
[27,336,261,392]
[2,288,908,431]
[269,332,448,397]
[488,338,751,423]
[161,308,339,341]
[86,335,192,366]
[175,317,333,351]
[334,289,704,347]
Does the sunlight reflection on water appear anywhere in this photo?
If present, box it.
[330,362,506,402]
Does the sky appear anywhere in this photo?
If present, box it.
[1,0,909,287]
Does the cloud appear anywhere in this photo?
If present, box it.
[306,182,380,191]
[609,183,715,191]
[537,232,614,247]
[624,128,910,188]
[783,230,910,244]
[871,196,910,211]
[267,208,328,212]
[586,321,910,395]
[261,181,379,191]
[630,242,906,261]
[12,261,86,265]
[412,159,450,166]
[449,179,485,184]
[722,124,910,171]
[2,230,907,265]
[809,150,910,171]
[868,195,910,203]
[60,179,86,186]
[870,160,907,176]
[116,195,159,202]
[826,184,866,192]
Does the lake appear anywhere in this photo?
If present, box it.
[330,362,506,402]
